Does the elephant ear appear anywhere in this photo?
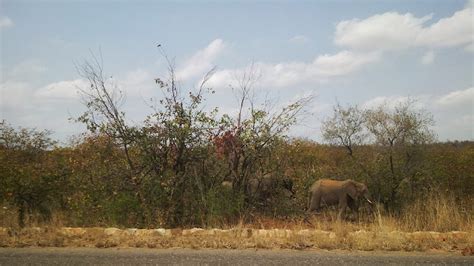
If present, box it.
[345,181,358,200]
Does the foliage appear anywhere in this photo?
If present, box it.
[322,103,366,156]
[321,100,440,211]
[67,55,311,227]
[0,121,67,227]
[1,57,472,229]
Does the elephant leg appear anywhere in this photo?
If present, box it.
[309,193,322,213]
[337,198,347,220]
[348,198,359,221]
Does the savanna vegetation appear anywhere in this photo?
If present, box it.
[1,57,473,235]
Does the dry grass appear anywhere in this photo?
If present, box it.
[1,195,472,253]
[0,207,472,253]
[398,195,473,232]
[0,225,471,253]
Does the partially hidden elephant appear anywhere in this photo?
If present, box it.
[308,179,373,220]
[221,176,295,203]
[247,176,295,202]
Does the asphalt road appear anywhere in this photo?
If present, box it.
[0,248,473,265]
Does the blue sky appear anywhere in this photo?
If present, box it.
[1,0,473,143]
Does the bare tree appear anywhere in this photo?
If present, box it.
[365,100,435,208]
[322,103,366,156]
[76,53,136,172]
[219,65,313,206]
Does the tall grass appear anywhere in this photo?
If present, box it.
[398,193,473,232]
[1,196,472,251]
[1,193,472,233]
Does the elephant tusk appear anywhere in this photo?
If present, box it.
[366,198,373,204]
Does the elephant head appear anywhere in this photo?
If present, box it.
[345,180,373,205]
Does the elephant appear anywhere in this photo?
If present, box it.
[307,179,373,220]
[247,176,295,202]
[222,176,294,204]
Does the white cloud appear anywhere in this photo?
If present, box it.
[6,60,47,80]
[417,8,473,48]
[421,50,435,65]
[1,60,48,113]
[35,79,87,99]
[203,69,235,89]
[0,81,32,109]
[118,68,155,96]
[362,88,474,111]
[206,50,379,90]
[453,114,474,127]
[0,60,50,111]
[312,50,380,77]
[435,87,474,107]
[176,39,226,81]
[32,68,156,102]
[468,0,474,8]
[360,88,474,141]
[335,5,473,51]
[335,12,432,51]
[465,42,474,53]
[32,67,157,101]
[361,95,425,110]
[433,87,474,141]
[1,80,86,141]
[289,35,309,44]
[0,16,13,29]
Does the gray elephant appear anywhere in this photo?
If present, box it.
[308,179,373,220]
[247,176,294,202]
[221,176,294,204]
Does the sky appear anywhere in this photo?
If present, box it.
[1,0,473,143]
